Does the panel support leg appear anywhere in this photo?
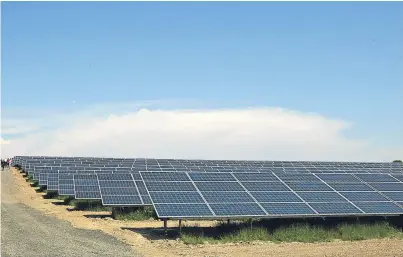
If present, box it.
[227,219,230,224]
[249,219,253,229]
[163,219,168,236]
[179,219,182,235]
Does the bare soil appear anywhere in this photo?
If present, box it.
[4,168,403,257]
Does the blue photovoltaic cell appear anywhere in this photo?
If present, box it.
[188,173,235,181]
[154,203,213,217]
[275,173,320,182]
[99,180,134,187]
[241,182,290,191]
[145,181,196,191]
[209,203,266,216]
[368,183,403,191]
[354,174,398,182]
[195,182,244,191]
[149,191,204,204]
[391,175,403,182]
[97,173,133,180]
[202,191,254,203]
[297,192,347,202]
[59,184,75,195]
[285,182,333,191]
[58,174,75,195]
[261,202,315,215]
[233,173,279,181]
[100,187,138,195]
[353,202,403,214]
[75,185,100,192]
[95,172,147,206]
[74,174,101,199]
[339,192,389,202]
[380,192,403,202]
[39,173,50,186]
[326,183,374,191]
[75,191,101,199]
[135,181,148,195]
[102,195,142,205]
[309,202,362,214]
[130,171,142,181]
[250,191,302,203]
[141,195,152,204]
[75,179,98,186]
[141,172,190,181]
[316,174,360,183]
[47,174,59,191]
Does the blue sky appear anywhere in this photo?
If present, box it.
[1,2,403,159]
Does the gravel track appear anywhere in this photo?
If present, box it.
[1,169,141,257]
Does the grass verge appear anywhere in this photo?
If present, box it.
[112,206,157,221]
[181,219,403,245]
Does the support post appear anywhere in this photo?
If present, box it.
[179,219,182,234]
[163,219,168,236]
[227,219,230,224]
[250,218,253,229]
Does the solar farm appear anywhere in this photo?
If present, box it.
[12,156,403,228]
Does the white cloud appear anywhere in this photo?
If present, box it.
[1,106,402,161]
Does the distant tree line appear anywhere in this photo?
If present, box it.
[393,160,402,162]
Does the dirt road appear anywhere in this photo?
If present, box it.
[1,169,141,257]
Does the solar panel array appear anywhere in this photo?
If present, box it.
[140,171,403,218]
[12,156,403,219]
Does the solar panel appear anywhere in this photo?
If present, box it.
[250,191,301,202]
[47,173,59,191]
[353,202,403,214]
[39,173,50,186]
[308,202,363,214]
[149,191,204,204]
[98,173,144,206]
[154,203,214,218]
[339,192,389,202]
[261,202,316,215]
[74,174,101,199]
[142,171,403,219]
[368,183,403,191]
[209,203,266,216]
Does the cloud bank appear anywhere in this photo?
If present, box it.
[1,106,402,161]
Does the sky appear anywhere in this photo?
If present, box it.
[1,2,403,161]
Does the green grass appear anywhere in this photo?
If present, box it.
[30,181,39,187]
[180,220,403,245]
[25,175,34,182]
[71,199,112,211]
[42,190,59,199]
[57,195,74,204]
[338,222,403,241]
[112,207,157,221]
[41,191,74,204]
[270,223,337,242]
[35,186,47,192]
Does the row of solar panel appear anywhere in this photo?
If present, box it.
[28,168,403,183]
[19,162,403,171]
[37,170,403,218]
[141,172,403,218]
[45,173,152,206]
[25,167,403,183]
[17,161,403,177]
[14,156,403,168]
